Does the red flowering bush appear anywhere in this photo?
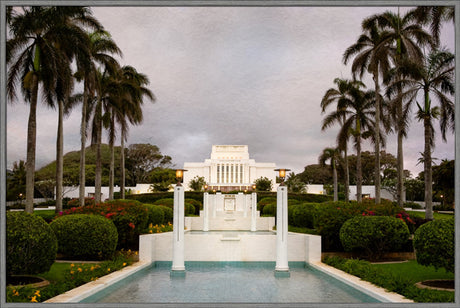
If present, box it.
[66,197,95,208]
[60,199,148,250]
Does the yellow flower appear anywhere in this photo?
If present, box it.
[78,268,83,272]
[135,251,138,255]
[123,262,127,266]
[107,268,111,272]
[30,296,38,302]
[90,266,95,271]
[70,263,75,267]
[149,230,153,234]
[70,270,74,274]
[12,290,19,296]
[34,290,41,297]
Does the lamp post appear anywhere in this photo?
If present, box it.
[274,168,290,277]
[171,169,187,276]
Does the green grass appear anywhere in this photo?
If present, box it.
[372,260,454,284]
[406,211,454,220]
[323,256,454,302]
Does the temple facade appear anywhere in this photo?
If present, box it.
[183,145,277,192]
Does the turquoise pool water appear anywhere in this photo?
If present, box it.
[81,262,381,303]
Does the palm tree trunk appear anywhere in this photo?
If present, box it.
[55,99,64,213]
[356,135,362,203]
[25,74,39,213]
[424,94,433,220]
[332,160,338,202]
[344,146,349,202]
[120,129,126,199]
[94,99,102,203]
[373,72,381,204]
[79,84,88,206]
[396,97,405,207]
[108,115,115,200]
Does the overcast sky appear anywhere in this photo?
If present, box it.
[5,4,456,177]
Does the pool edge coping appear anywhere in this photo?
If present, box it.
[45,260,413,303]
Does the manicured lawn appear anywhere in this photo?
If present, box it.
[372,260,454,284]
[406,210,454,220]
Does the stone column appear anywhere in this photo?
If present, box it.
[251,192,257,231]
[275,185,289,277]
[243,193,248,218]
[171,185,185,276]
[203,192,209,231]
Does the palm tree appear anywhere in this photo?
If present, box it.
[75,30,120,206]
[7,7,66,212]
[319,147,341,201]
[343,22,393,204]
[47,7,101,213]
[321,78,364,202]
[322,81,382,202]
[364,9,433,206]
[411,6,455,46]
[113,66,155,199]
[388,48,454,220]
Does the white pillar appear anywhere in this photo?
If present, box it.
[251,192,257,231]
[171,185,185,275]
[275,185,289,276]
[203,192,209,231]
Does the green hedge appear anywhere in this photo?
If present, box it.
[292,203,317,229]
[159,205,173,223]
[61,199,148,250]
[50,214,118,260]
[144,204,165,227]
[413,218,455,273]
[6,212,57,277]
[339,216,410,260]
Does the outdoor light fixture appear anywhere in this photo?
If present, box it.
[275,168,290,186]
[175,169,187,186]
[204,184,208,191]
[252,184,256,191]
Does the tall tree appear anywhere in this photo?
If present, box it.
[364,9,433,206]
[322,80,382,202]
[343,22,393,204]
[321,78,365,202]
[411,6,455,46]
[388,48,454,220]
[7,7,66,212]
[75,30,120,206]
[319,147,341,201]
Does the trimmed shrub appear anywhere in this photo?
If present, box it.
[153,198,174,208]
[60,199,148,250]
[184,202,195,216]
[413,218,455,273]
[159,205,173,223]
[314,201,364,251]
[262,203,276,216]
[257,197,276,213]
[288,204,298,226]
[292,203,317,229]
[339,216,410,260]
[185,198,202,215]
[144,204,165,226]
[50,214,118,260]
[6,212,57,277]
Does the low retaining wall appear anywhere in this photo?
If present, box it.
[140,231,321,264]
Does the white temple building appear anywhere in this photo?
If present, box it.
[183,145,277,192]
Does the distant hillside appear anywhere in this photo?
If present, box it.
[35,144,124,186]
